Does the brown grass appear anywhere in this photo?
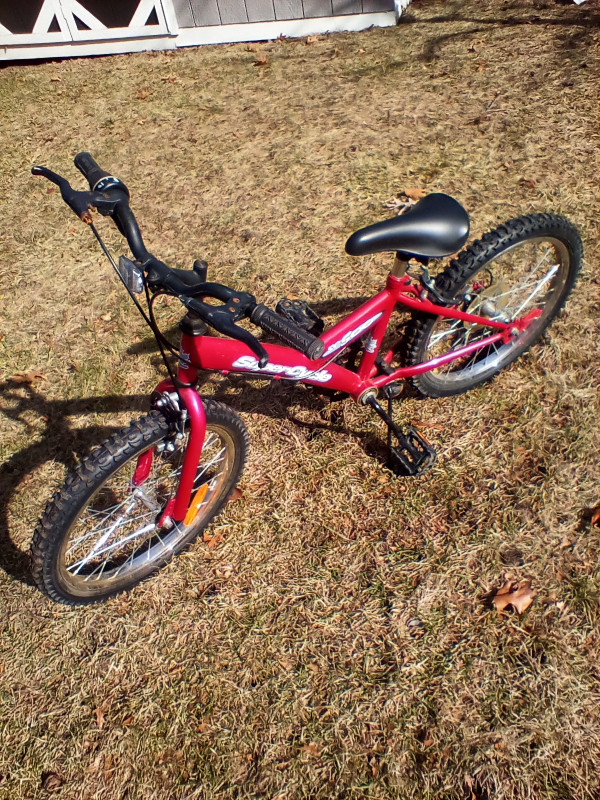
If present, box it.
[1,0,599,798]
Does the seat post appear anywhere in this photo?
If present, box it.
[391,253,410,278]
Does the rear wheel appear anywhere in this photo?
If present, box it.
[31,400,248,605]
[405,214,582,398]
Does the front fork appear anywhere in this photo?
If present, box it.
[146,367,207,524]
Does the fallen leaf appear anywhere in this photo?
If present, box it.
[253,54,270,67]
[50,75,61,82]
[137,89,148,100]
[94,707,105,730]
[404,187,427,202]
[41,772,63,792]
[228,487,244,502]
[303,742,320,757]
[9,371,46,384]
[590,505,600,526]
[306,35,319,45]
[204,532,223,549]
[492,579,537,614]
[518,177,537,188]
[101,313,112,322]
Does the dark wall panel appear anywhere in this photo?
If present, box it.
[272,0,304,21]
[190,0,221,25]
[332,0,362,13]
[218,0,248,24]
[246,0,276,22]
[303,1,334,18]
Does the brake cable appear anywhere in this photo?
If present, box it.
[88,220,184,393]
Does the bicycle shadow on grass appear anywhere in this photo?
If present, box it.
[0,375,390,588]
[0,289,412,587]
[0,378,148,586]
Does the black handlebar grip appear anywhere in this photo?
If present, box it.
[251,304,324,361]
[74,152,111,190]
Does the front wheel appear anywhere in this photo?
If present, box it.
[404,214,583,398]
[31,400,248,605]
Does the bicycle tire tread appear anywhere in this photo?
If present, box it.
[31,401,248,605]
[404,213,582,398]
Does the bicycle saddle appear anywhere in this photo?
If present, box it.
[345,193,470,259]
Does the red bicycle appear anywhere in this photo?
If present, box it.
[30,154,582,604]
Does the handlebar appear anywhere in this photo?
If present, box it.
[32,153,327,369]
[74,151,113,190]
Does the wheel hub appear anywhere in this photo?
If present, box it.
[465,278,511,329]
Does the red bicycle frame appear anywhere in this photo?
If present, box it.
[154,269,541,524]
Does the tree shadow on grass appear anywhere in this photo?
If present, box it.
[393,2,599,66]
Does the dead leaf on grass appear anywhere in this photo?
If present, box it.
[203,531,224,549]
[228,487,244,502]
[253,54,270,67]
[590,505,600,526]
[41,772,63,792]
[492,579,536,614]
[306,35,320,45]
[94,707,105,730]
[9,371,46,384]
[404,188,427,202]
[303,742,320,757]
[136,89,149,100]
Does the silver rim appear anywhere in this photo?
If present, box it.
[56,426,235,595]
[423,237,570,385]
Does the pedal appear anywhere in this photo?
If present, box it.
[388,426,437,477]
[276,298,324,336]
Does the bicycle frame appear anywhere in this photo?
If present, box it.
[155,270,542,523]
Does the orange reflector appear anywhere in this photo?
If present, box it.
[183,483,209,526]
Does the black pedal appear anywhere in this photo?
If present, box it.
[276,298,324,336]
[388,426,437,477]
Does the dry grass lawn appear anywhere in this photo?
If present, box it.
[1,0,599,798]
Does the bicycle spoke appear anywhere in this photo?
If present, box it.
[67,510,152,554]
[69,522,157,574]
[510,263,559,319]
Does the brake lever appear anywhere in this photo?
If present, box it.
[32,165,95,223]
[180,296,269,368]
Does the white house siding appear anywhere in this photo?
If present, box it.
[0,0,407,61]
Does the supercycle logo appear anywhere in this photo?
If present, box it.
[322,313,383,358]
[232,356,332,383]
[179,347,191,369]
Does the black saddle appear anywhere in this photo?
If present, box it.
[345,193,470,259]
